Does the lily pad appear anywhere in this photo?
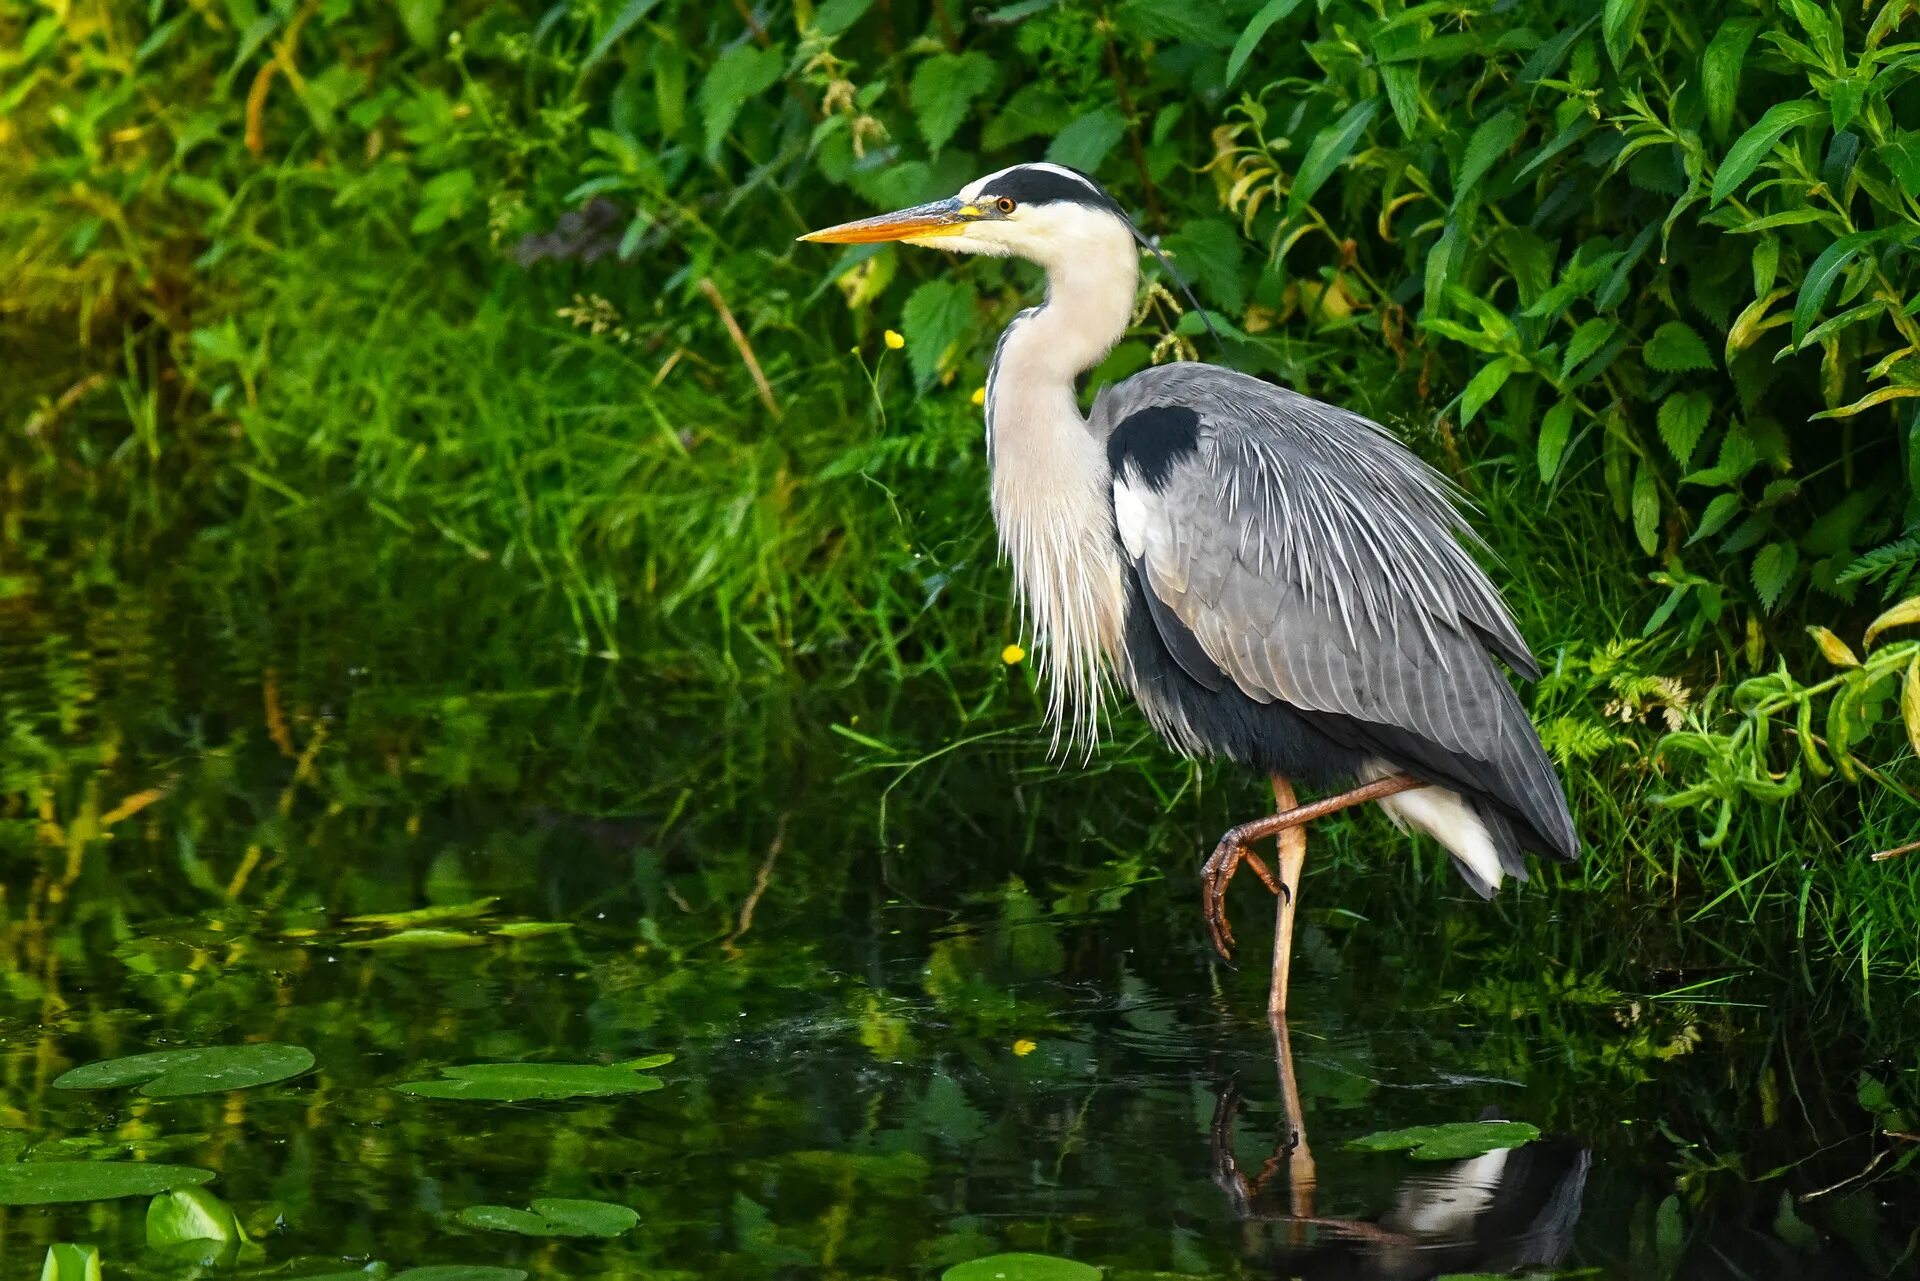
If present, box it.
[0,1161,216,1205]
[458,1196,639,1238]
[343,928,490,951]
[943,1253,1102,1281]
[345,896,501,927]
[54,1044,315,1098]
[393,1062,666,1102]
[1346,1120,1541,1161]
[148,1185,249,1248]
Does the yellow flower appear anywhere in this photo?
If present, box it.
[971,386,987,407]
[884,329,905,349]
[1001,643,1025,665]
[1012,1038,1037,1057]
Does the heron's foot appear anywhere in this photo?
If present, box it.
[1201,826,1285,961]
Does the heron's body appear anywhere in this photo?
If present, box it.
[803,162,1579,1012]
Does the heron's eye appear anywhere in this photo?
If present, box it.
[996,197,1016,214]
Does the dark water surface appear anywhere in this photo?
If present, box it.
[1,589,1917,1279]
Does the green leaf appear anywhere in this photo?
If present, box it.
[1046,109,1126,174]
[812,0,874,35]
[943,1254,1101,1281]
[1114,0,1234,45]
[1538,398,1575,481]
[910,52,996,153]
[1455,108,1522,197]
[982,84,1072,151]
[1883,130,1920,199]
[1286,98,1380,225]
[392,1270,529,1281]
[1828,77,1865,134]
[148,1186,247,1248]
[1657,391,1711,466]
[344,927,488,950]
[1460,355,1516,425]
[0,1163,215,1206]
[1602,0,1648,70]
[459,1197,639,1239]
[1702,19,1761,140]
[1632,461,1660,555]
[698,43,784,159]
[1560,318,1617,379]
[393,1062,666,1101]
[1644,321,1714,373]
[1161,218,1246,312]
[1347,1120,1541,1160]
[901,280,977,390]
[39,1245,100,1281]
[54,1044,315,1098]
[1792,230,1886,348]
[1690,492,1744,544]
[1752,541,1799,612]
[1710,100,1828,205]
[1225,0,1309,87]
[580,0,663,79]
[345,896,499,926]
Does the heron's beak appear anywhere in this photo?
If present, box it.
[798,197,976,245]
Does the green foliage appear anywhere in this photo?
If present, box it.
[0,1162,214,1206]
[54,1044,315,1097]
[943,1253,1101,1281]
[38,1245,101,1281]
[392,1061,668,1101]
[457,1197,639,1238]
[1347,1120,1543,1160]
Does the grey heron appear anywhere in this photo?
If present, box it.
[801,163,1578,1016]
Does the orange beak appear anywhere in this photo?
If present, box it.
[798,197,975,245]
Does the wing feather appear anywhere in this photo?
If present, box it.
[1098,364,1575,859]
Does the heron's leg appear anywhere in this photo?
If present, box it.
[1268,777,1309,1019]
[1270,1013,1316,1221]
[1201,773,1422,967]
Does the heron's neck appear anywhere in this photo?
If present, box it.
[983,245,1138,750]
[988,252,1138,435]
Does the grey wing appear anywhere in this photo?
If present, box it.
[1097,363,1576,861]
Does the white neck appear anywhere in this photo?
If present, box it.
[984,232,1138,750]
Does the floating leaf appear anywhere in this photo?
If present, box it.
[55,1044,315,1098]
[148,1186,247,1248]
[344,928,489,950]
[943,1253,1102,1281]
[459,1197,639,1238]
[394,1062,666,1102]
[1347,1120,1541,1160]
[345,897,500,927]
[0,1162,215,1206]
[39,1245,101,1281]
[1643,321,1714,373]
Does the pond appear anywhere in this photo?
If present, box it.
[1,586,1916,1281]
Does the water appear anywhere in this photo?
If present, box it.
[1,598,1917,1279]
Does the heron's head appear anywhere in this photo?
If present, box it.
[799,162,1133,272]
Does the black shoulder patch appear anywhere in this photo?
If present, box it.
[981,165,1123,215]
[1107,404,1201,491]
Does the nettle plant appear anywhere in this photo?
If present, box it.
[1209,0,1920,639]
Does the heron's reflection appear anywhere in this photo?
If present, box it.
[1213,1017,1590,1280]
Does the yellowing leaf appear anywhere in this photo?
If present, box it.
[1903,655,1920,761]
[1865,595,1920,648]
[1807,626,1859,668]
